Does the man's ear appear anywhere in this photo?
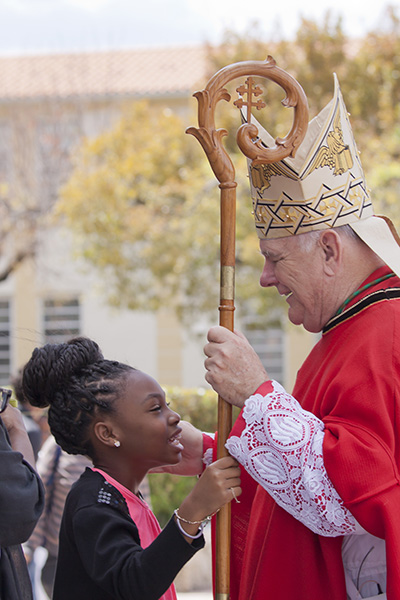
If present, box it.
[93,420,118,447]
[319,230,342,276]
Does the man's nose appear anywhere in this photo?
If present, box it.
[260,260,278,288]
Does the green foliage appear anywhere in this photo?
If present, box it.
[58,100,279,325]
[164,385,218,432]
[148,386,217,527]
[366,126,400,231]
[148,472,196,528]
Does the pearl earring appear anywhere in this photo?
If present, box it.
[114,440,121,448]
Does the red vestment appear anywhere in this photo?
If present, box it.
[215,267,400,599]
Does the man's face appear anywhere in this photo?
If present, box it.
[259,234,332,333]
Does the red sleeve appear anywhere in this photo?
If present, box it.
[202,432,214,456]
[254,381,274,396]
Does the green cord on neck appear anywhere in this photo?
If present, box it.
[335,273,395,316]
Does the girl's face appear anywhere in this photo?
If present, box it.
[110,370,183,471]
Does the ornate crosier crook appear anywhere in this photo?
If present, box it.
[186,56,309,600]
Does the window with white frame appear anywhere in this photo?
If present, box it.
[43,298,80,344]
[242,320,285,385]
[0,300,11,385]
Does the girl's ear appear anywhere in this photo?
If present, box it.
[319,230,342,276]
[93,421,118,448]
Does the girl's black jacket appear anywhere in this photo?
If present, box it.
[53,468,205,600]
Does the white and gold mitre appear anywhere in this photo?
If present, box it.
[249,74,400,275]
[250,74,373,239]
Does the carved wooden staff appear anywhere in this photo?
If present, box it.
[186,56,309,600]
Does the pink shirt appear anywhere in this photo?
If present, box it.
[93,468,177,600]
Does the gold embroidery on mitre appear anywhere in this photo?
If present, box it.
[306,106,353,177]
[254,181,370,236]
[254,195,314,232]
[281,207,297,223]
[318,199,338,218]
[253,199,270,224]
[348,186,364,213]
[250,162,296,193]
[301,179,369,229]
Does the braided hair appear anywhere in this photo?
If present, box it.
[22,337,133,458]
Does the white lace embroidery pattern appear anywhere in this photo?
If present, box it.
[225,381,356,537]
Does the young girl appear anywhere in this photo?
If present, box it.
[22,337,241,600]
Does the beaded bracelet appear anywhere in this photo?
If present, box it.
[174,508,219,525]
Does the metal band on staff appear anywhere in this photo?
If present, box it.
[186,56,309,599]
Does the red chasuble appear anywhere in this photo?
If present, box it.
[217,266,400,600]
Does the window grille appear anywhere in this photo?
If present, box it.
[43,298,80,344]
[242,323,285,385]
[0,300,11,385]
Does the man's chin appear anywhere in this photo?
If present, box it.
[288,312,319,334]
[288,308,304,328]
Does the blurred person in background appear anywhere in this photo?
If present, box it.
[0,386,44,599]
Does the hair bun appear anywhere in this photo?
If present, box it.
[22,337,103,409]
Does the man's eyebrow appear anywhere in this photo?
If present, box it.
[260,248,280,259]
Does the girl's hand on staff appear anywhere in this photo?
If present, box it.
[175,455,241,540]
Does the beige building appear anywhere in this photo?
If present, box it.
[0,46,315,389]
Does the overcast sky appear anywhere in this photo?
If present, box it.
[0,0,397,55]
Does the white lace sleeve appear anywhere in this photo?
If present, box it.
[225,380,356,537]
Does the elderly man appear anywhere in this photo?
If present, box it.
[203,75,400,600]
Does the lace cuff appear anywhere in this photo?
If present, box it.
[225,380,356,537]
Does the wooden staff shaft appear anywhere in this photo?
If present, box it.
[215,182,236,600]
[186,57,309,600]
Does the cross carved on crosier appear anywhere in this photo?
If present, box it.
[234,76,266,122]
